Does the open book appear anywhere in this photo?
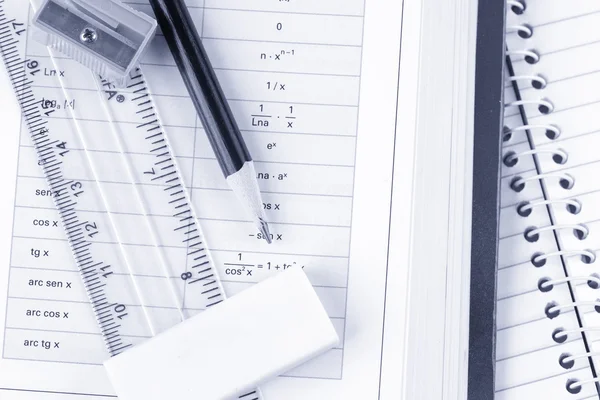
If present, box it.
[0,0,501,398]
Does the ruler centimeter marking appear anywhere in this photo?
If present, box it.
[0,4,261,398]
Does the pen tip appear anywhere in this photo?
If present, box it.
[259,218,273,244]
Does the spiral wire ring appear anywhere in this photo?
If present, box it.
[511,172,575,190]
[567,376,600,393]
[507,74,547,88]
[505,98,554,113]
[562,351,600,365]
[507,24,533,37]
[539,275,600,291]
[504,148,567,165]
[505,3,600,394]
[506,0,525,12]
[553,326,600,342]
[503,124,561,140]
[547,300,600,316]
[518,198,581,215]
[506,49,540,63]
[532,249,596,265]
[525,224,589,241]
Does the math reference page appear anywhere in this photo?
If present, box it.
[0,0,409,399]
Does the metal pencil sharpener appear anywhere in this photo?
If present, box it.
[32,0,157,87]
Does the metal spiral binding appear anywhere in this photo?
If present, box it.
[503,148,568,166]
[505,97,554,114]
[509,172,574,192]
[531,249,596,267]
[507,74,547,89]
[503,124,561,141]
[506,0,600,394]
[516,197,581,216]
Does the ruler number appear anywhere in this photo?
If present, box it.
[11,22,26,36]
[100,265,113,279]
[114,304,128,320]
[85,222,99,238]
[57,141,69,157]
[26,60,40,76]
[70,181,84,198]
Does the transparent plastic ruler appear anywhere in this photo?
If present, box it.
[0,1,260,398]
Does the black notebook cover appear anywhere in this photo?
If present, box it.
[468,0,505,399]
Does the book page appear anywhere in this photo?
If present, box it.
[0,0,407,398]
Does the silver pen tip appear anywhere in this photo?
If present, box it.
[259,218,273,244]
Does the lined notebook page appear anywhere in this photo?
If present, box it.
[497,1,600,398]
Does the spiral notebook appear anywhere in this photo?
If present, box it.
[498,1,600,398]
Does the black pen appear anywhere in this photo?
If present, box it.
[148,0,272,244]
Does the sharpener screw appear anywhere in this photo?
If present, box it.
[80,27,98,44]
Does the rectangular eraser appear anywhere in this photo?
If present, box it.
[104,267,339,400]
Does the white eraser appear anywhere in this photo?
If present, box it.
[104,267,339,400]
